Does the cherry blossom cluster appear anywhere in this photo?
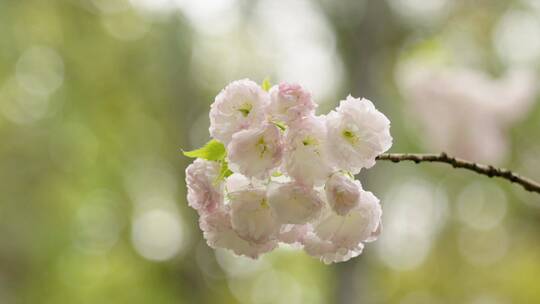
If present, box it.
[185,79,392,263]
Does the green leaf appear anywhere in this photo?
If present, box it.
[182,139,226,161]
[262,78,272,92]
[217,160,233,182]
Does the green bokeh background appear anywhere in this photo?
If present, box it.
[1,0,540,303]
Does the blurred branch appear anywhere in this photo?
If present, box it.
[376,153,540,194]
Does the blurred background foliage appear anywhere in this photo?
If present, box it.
[1,0,540,303]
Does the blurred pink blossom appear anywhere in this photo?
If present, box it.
[397,64,537,164]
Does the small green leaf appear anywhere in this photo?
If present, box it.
[216,160,233,183]
[262,78,272,92]
[271,120,287,131]
[182,139,226,161]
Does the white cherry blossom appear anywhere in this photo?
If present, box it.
[283,115,333,186]
[185,159,223,214]
[302,231,364,264]
[267,181,324,224]
[314,190,382,249]
[325,172,362,216]
[209,79,270,145]
[326,96,392,173]
[269,82,317,122]
[229,188,281,244]
[227,123,283,179]
[199,207,277,259]
[278,224,309,245]
[225,173,252,193]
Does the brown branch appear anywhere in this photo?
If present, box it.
[376,152,540,194]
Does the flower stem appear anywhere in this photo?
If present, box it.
[376,152,540,194]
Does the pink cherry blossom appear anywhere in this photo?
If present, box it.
[185,159,223,214]
[397,64,537,164]
[313,190,382,249]
[199,206,277,259]
[209,79,270,145]
[278,224,310,245]
[269,82,317,122]
[283,115,334,186]
[229,187,281,244]
[325,172,362,216]
[267,181,324,224]
[227,123,283,179]
[326,96,392,173]
[303,231,364,264]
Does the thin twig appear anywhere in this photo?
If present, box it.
[376,152,540,195]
